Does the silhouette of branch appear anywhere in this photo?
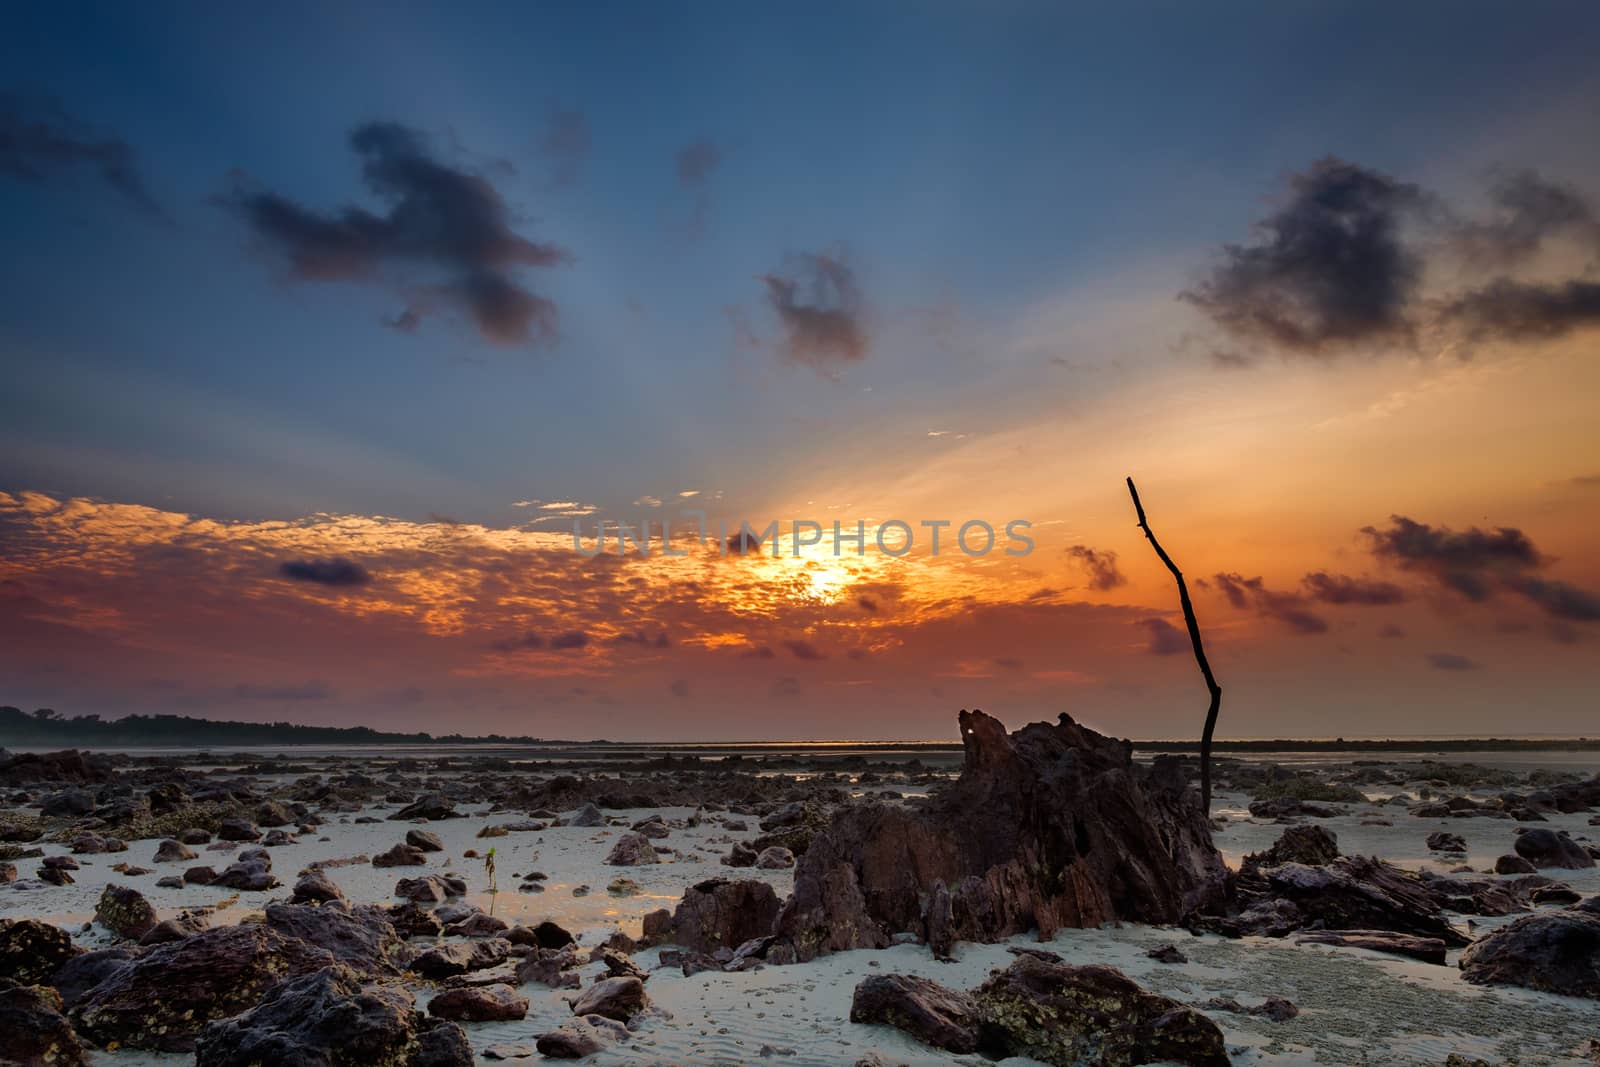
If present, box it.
[1126,476,1223,812]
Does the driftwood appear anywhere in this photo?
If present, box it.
[1126,476,1222,811]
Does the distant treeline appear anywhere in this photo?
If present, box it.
[0,707,554,747]
[2,705,1596,752]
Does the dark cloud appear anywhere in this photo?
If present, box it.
[1065,545,1126,591]
[278,557,371,587]
[994,657,1024,670]
[760,252,868,372]
[1438,278,1600,344]
[1301,571,1406,605]
[783,639,827,661]
[233,680,333,701]
[676,139,721,185]
[539,109,589,188]
[1213,572,1328,634]
[1361,516,1540,601]
[549,630,589,650]
[0,91,164,217]
[489,631,544,652]
[726,529,764,555]
[740,645,777,660]
[857,595,878,613]
[221,121,570,345]
[1363,515,1600,623]
[1452,170,1598,267]
[771,675,802,698]
[1426,651,1478,671]
[1181,157,1427,354]
[1138,617,1188,655]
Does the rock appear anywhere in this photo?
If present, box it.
[178,828,213,844]
[413,1018,475,1067]
[140,914,207,946]
[774,711,1227,961]
[411,939,510,979]
[407,829,444,852]
[291,869,347,905]
[388,902,444,939]
[428,984,529,1021]
[604,832,658,866]
[254,801,296,828]
[1241,825,1340,871]
[1513,827,1595,870]
[1426,832,1468,853]
[1531,885,1582,905]
[671,878,782,955]
[0,862,14,883]
[515,953,582,989]
[193,964,419,1067]
[530,920,577,949]
[445,913,509,938]
[38,865,73,885]
[184,864,219,884]
[568,803,605,827]
[0,918,82,984]
[1295,929,1448,964]
[1493,854,1537,875]
[1219,857,1468,944]
[374,843,429,868]
[972,956,1229,1066]
[395,875,448,903]
[536,1014,630,1058]
[756,846,796,869]
[50,947,133,1010]
[1147,944,1188,964]
[570,975,648,1022]
[95,884,158,941]
[1459,910,1600,998]
[391,794,459,821]
[74,923,335,1051]
[721,841,758,867]
[598,948,648,981]
[0,979,90,1066]
[849,973,977,1053]
[607,877,642,897]
[210,856,276,891]
[154,838,198,863]
[1201,995,1299,1022]
[264,902,409,977]
[218,818,261,842]
[40,789,96,817]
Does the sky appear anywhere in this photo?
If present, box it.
[2,2,1599,741]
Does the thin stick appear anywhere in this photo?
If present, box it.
[1126,476,1222,812]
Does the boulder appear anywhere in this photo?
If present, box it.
[0,918,82,985]
[374,843,429,868]
[291,869,347,905]
[1513,827,1595,870]
[756,846,796,869]
[211,855,276,891]
[411,939,510,979]
[774,711,1227,961]
[849,973,977,1053]
[428,984,529,1022]
[73,923,335,1051]
[568,803,605,827]
[218,818,261,842]
[1295,929,1448,964]
[412,1018,474,1067]
[96,884,158,941]
[194,965,418,1067]
[1426,832,1467,853]
[395,875,449,903]
[50,947,134,1010]
[391,794,459,821]
[154,838,198,863]
[1493,854,1536,875]
[569,975,648,1022]
[0,979,89,1066]
[263,902,409,977]
[971,956,1229,1066]
[670,878,782,955]
[536,1014,630,1058]
[1241,825,1339,872]
[1459,909,1600,998]
[720,841,758,867]
[1220,857,1468,944]
[604,832,658,866]
[40,789,95,817]
[407,829,444,852]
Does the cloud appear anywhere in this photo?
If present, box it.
[1138,617,1187,655]
[1181,157,1427,354]
[740,645,777,660]
[489,631,545,652]
[539,109,589,188]
[1378,623,1405,639]
[549,630,589,651]
[669,678,690,698]
[1065,545,1126,591]
[676,138,721,185]
[0,91,165,218]
[1212,572,1328,634]
[221,121,570,345]
[771,675,802,697]
[1362,515,1600,623]
[759,252,868,372]
[1452,170,1598,267]
[1426,651,1478,671]
[1301,571,1406,605]
[278,557,371,587]
[783,639,827,661]
[1438,278,1600,343]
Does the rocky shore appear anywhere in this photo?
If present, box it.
[3,714,1599,1066]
